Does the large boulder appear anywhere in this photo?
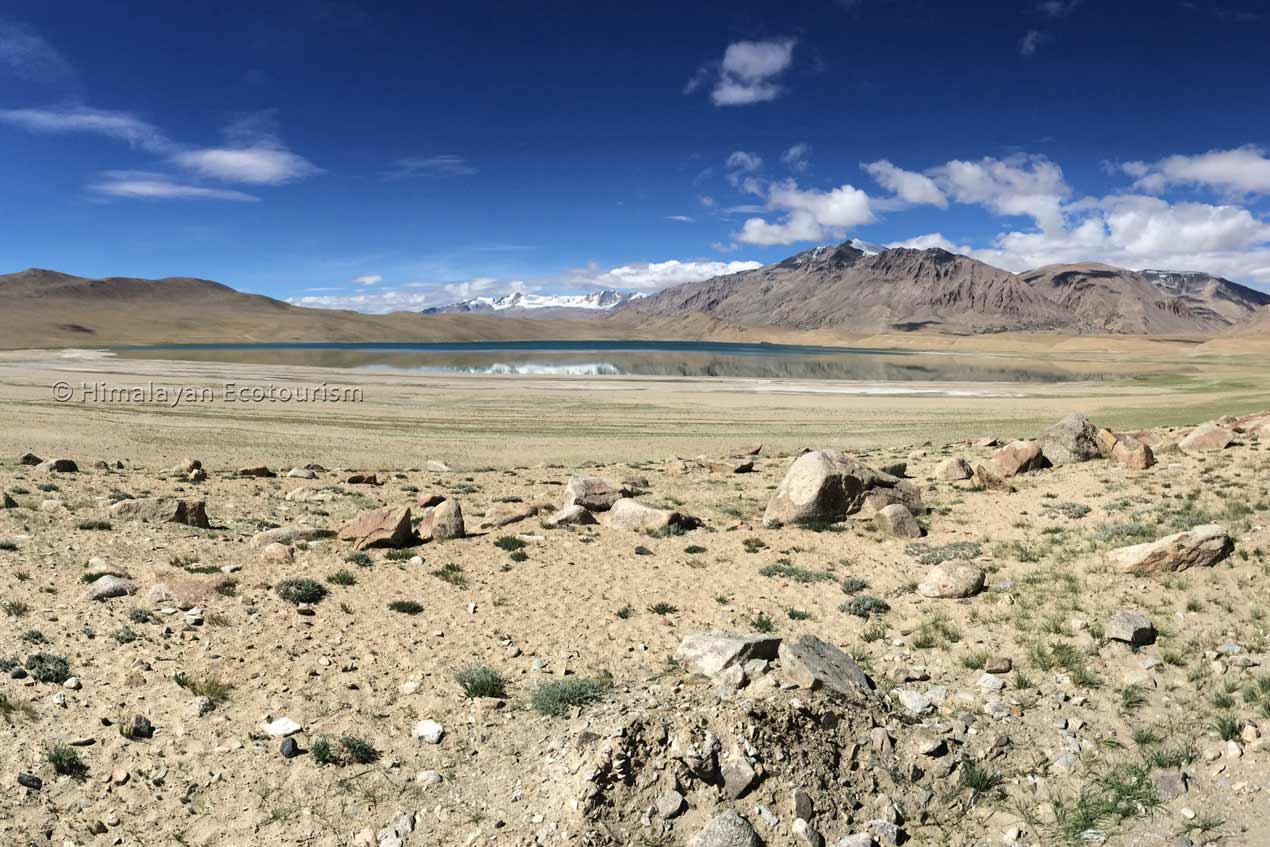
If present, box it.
[84,575,137,601]
[763,450,924,528]
[479,501,538,529]
[110,497,211,529]
[674,630,781,679]
[1105,524,1233,574]
[251,525,335,547]
[422,499,465,541]
[35,458,77,473]
[1036,413,1101,466]
[606,498,698,533]
[1101,430,1156,470]
[778,635,874,699]
[917,561,985,598]
[560,475,625,512]
[338,506,415,550]
[238,465,276,478]
[874,503,922,538]
[971,463,1009,491]
[544,504,597,527]
[1179,423,1234,453]
[991,441,1047,477]
[936,457,972,481]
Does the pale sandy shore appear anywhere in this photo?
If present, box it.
[2,347,1269,467]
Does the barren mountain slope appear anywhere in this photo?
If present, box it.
[626,244,1076,334]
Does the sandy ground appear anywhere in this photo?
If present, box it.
[2,349,1270,847]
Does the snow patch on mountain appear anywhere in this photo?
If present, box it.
[422,289,645,314]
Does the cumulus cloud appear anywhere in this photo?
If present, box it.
[386,154,478,179]
[688,38,796,107]
[0,18,75,82]
[88,171,258,202]
[863,159,948,208]
[1121,146,1270,197]
[735,180,874,246]
[930,154,1071,232]
[781,142,811,172]
[588,259,762,291]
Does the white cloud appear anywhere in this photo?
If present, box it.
[386,154,478,178]
[725,151,763,188]
[930,154,1070,232]
[0,105,172,152]
[589,259,762,291]
[735,180,874,246]
[353,274,382,285]
[863,159,948,208]
[173,142,322,185]
[689,38,796,107]
[290,288,437,313]
[665,215,694,222]
[782,142,811,172]
[1019,29,1047,56]
[442,277,528,299]
[1122,146,1270,197]
[0,18,75,82]
[89,171,258,202]
[886,233,971,253]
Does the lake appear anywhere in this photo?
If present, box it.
[113,340,1112,384]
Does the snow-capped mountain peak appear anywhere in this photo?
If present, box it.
[421,288,645,315]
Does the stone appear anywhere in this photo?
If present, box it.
[1037,413,1102,466]
[543,504,597,527]
[894,688,933,716]
[237,465,276,477]
[674,630,781,678]
[345,473,380,485]
[261,542,293,563]
[124,714,154,739]
[985,656,1012,674]
[560,475,625,511]
[874,503,922,538]
[1150,769,1187,801]
[479,501,538,529]
[971,463,1010,491]
[250,525,335,547]
[413,719,444,744]
[417,770,444,785]
[991,440,1047,477]
[687,810,762,847]
[763,449,924,528]
[35,458,77,473]
[828,836,872,847]
[338,506,415,550]
[866,820,901,846]
[287,467,317,479]
[1,492,16,509]
[416,491,448,508]
[18,452,42,466]
[792,788,815,821]
[262,717,302,737]
[84,575,136,601]
[792,819,824,847]
[1105,611,1156,646]
[721,755,758,798]
[110,497,211,528]
[422,498,465,541]
[917,561,984,599]
[606,498,698,532]
[655,790,686,818]
[1179,422,1234,453]
[17,772,42,790]
[1097,429,1156,470]
[426,460,451,472]
[187,468,207,482]
[280,737,300,758]
[1105,525,1233,574]
[778,635,873,699]
[936,457,972,481]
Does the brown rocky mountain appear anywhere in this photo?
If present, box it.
[623,244,1073,334]
[1017,263,1232,335]
[622,243,1270,337]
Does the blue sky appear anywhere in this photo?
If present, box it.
[2,0,1269,311]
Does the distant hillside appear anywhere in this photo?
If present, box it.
[626,244,1074,334]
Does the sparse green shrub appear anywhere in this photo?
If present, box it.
[326,570,357,586]
[454,665,507,699]
[841,595,890,619]
[532,677,608,716]
[431,562,467,587]
[25,652,70,684]
[46,743,88,779]
[388,599,423,615]
[275,578,327,605]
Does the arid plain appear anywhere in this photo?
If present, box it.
[3,344,1270,847]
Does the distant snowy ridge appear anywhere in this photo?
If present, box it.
[421,289,645,314]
